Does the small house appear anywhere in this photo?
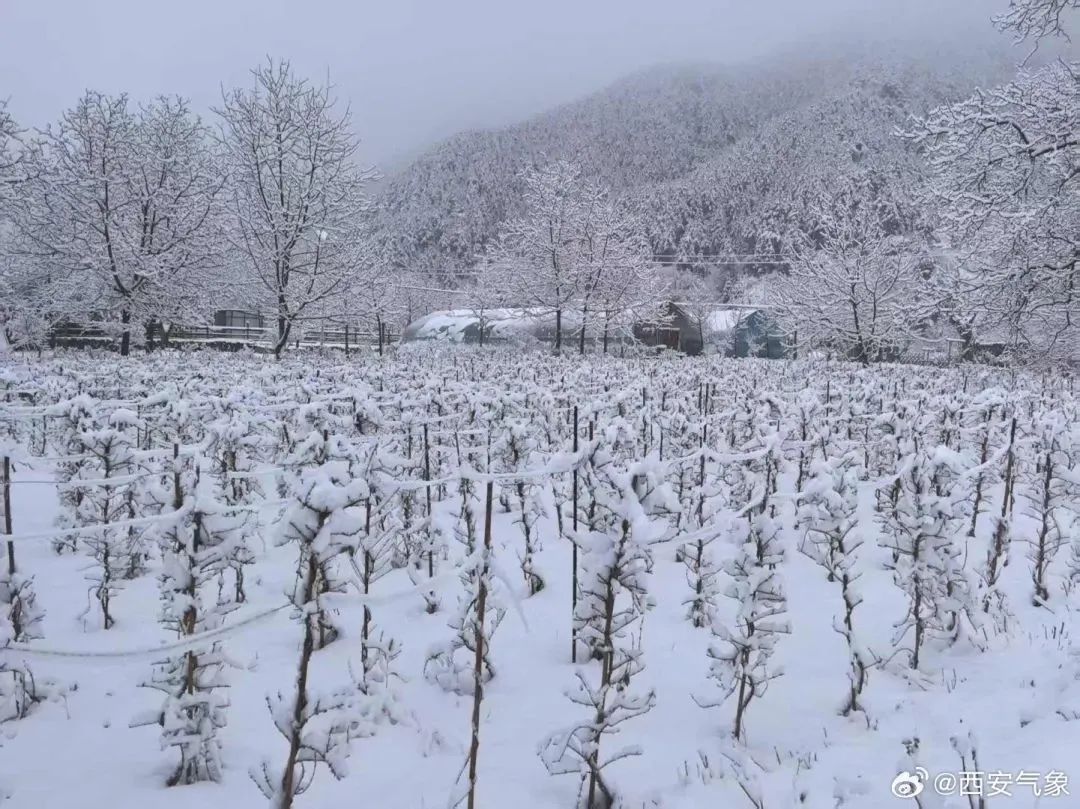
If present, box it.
[646,303,788,358]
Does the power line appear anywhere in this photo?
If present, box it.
[410,255,794,278]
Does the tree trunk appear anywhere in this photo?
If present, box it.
[848,289,868,365]
[984,417,1017,608]
[1033,449,1054,604]
[465,482,495,809]
[278,544,321,809]
[3,455,13,576]
[275,292,290,361]
[120,309,132,357]
[144,320,156,353]
[571,405,579,662]
[733,670,749,741]
[578,306,588,355]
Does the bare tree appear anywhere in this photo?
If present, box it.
[252,461,367,809]
[217,59,374,359]
[994,0,1079,41]
[462,258,511,347]
[489,161,653,353]
[797,456,877,715]
[575,190,650,354]
[0,100,23,207]
[769,179,928,363]
[490,161,590,353]
[356,262,401,354]
[133,97,226,345]
[5,93,222,354]
[904,61,1080,362]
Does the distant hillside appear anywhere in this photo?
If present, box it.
[373,42,1015,271]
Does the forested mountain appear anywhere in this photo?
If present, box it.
[374,41,1016,270]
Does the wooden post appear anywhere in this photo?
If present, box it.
[3,455,13,576]
[423,424,433,519]
[466,481,495,809]
[423,424,434,583]
[571,405,579,663]
[344,323,350,357]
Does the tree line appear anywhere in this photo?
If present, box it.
[2,0,1078,364]
[766,0,1079,365]
[0,60,390,359]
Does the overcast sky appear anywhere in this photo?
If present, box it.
[1,0,1012,170]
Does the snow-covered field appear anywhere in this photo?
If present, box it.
[1,347,1078,809]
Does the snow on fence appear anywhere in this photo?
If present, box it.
[47,321,397,352]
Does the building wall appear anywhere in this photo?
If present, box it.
[734,311,788,359]
[214,310,265,329]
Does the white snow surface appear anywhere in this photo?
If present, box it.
[0,347,1078,809]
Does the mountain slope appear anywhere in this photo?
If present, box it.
[374,42,1015,270]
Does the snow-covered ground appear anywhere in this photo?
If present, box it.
[1,347,1078,809]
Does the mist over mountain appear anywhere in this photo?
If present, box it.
[373,40,1017,271]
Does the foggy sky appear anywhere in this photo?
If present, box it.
[1,0,1011,170]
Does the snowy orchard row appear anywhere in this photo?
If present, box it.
[1,347,1079,809]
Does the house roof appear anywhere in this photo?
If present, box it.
[705,309,749,334]
[667,303,765,334]
[402,308,584,342]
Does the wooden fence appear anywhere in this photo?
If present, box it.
[47,322,395,352]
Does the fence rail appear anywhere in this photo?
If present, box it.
[47,322,395,351]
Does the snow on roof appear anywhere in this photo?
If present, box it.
[406,304,760,344]
[666,303,761,335]
[704,308,751,334]
[402,308,583,342]
[402,310,478,342]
